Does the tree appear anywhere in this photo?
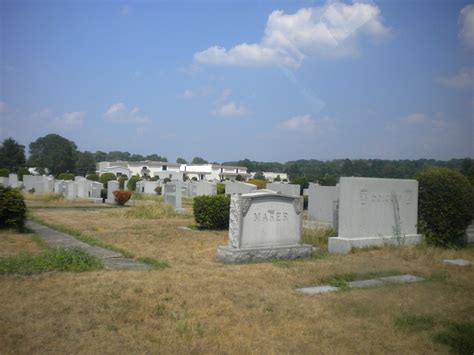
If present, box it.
[28,134,77,176]
[75,151,96,176]
[192,157,208,164]
[94,151,108,163]
[0,138,25,172]
[253,171,265,180]
[274,175,281,182]
[236,174,243,181]
[176,157,187,164]
[146,154,167,162]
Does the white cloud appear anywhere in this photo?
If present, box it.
[438,67,474,89]
[59,111,85,128]
[459,4,474,49]
[401,113,427,124]
[282,114,316,131]
[182,87,212,99]
[30,109,54,120]
[212,102,249,117]
[104,102,150,124]
[194,1,390,67]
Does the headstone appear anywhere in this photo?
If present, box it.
[307,183,339,228]
[189,182,197,197]
[107,180,119,203]
[23,175,37,191]
[34,176,54,193]
[90,181,103,198]
[0,177,9,186]
[8,174,18,188]
[224,181,257,195]
[216,191,312,263]
[54,180,69,196]
[328,177,422,254]
[66,181,78,199]
[196,180,217,196]
[77,179,93,198]
[266,182,300,197]
[163,182,182,211]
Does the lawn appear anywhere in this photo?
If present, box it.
[0,196,473,354]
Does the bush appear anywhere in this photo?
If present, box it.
[57,172,74,180]
[86,173,99,181]
[99,173,117,186]
[0,168,10,177]
[216,182,225,194]
[154,186,162,195]
[113,190,131,206]
[0,186,27,231]
[193,195,230,230]
[417,167,474,247]
[248,179,266,189]
[164,177,171,183]
[118,175,129,189]
[17,167,30,181]
[127,175,140,191]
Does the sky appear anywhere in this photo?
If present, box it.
[0,0,473,163]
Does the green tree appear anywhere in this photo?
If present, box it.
[58,173,74,180]
[146,154,167,162]
[0,168,9,177]
[192,157,208,164]
[126,176,140,191]
[235,174,243,181]
[0,138,25,172]
[253,171,265,180]
[28,134,77,176]
[176,157,187,164]
[274,175,281,182]
[75,151,96,176]
[94,151,108,163]
[86,173,99,181]
[99,173,117,187]
[17,167,30,181]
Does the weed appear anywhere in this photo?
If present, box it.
[394,313,436,332]
[302,227,335,248]
[137,257,169,269]
[121,203,182,220]
[0,248,103,275]
[153,303,166,317]
[432,321,474,354]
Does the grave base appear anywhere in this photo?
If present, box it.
[328,234,422,255]
[216,244,313,264]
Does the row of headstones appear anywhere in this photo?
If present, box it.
[217,177,423,263]
[0,174,103,200]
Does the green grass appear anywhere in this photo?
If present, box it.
[394,313,436,332]
[137,256,169,269]
[0,248,103,275]
[432,321,474,355]
[322,270,402,289]
[122,203,179,220]
[302,227,336,248]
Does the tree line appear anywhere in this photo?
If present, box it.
[1,134,473,185]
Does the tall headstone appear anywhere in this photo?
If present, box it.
[77,179,93,198]
[107,180,119,203]
[328,177,422,254]
[66,181,78,199]
[224,181,257,195]
[0,177,9,186]
[90,181,103,199]
[54,180,69,196]
[163,182,182,211]
[23,175,37,191]
[196,180,217,196]
[307,183,339,228]
[217,191,312,263]
[8,174,18,188]
[266,182,301,197]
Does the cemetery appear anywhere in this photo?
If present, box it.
[1,159,473,354]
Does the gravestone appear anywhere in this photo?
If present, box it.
[143,181,159,194]
[164,182,182,211]
[217,191,312,263]
[54,180,69,196]
[8,174,18,188]
[34,176,54,193]
[189,182,197,197]
[66,181,77,199]
[266,182,301,197]
[0,177,9,186]
[328,177,422,254]
[23,175,37,191]
[224,181,256,195]
[196,180,217,196]
[90,181,103,199]
[307,183,339,228]
[77,179,93,198]
[107,180,119,203]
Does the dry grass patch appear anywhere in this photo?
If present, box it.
[1,201,472,353]
[0,229,45,257]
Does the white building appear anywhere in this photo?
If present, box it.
[249,171,288,182]
[181,164,250,181]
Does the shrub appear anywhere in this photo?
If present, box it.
[154,186,162,195]
[57,172,75,180]
[118,175,129,189]
[113,190,131,206]
[127,175,140,191]
[236,174,243,181]
[193,195,230,230]
[417,167,474,247]
[163,177,171,183]
[86,173,99,181]
[100,189,107,200]
[0,168,10,177]
[248,179,266,189]
[191,177,197,181]
[0,186,27,231]
[99,173,117,186]
[216,182,225,194]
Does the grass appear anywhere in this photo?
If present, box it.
[137,256,169,269]
[432,321,474,354]
[301,226,336,249]
[322,270,402,289]
[1,202,472,353]
[394,313,436,332]
[121,203,180,220]
[0,248,103,275]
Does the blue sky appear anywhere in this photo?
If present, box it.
[1,0,473,162]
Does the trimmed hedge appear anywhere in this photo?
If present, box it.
[127,176,140,191]
[193,195,230,230]
[118,175,129,190]
[113,190,131,206]
[99,173,117,186]
[58,172,74,180]
[216,182,225,194]
[0,186,27,231]
[86,173,99,181]
[417,167,474,247]
[248,179,266,189]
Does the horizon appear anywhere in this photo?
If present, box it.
[1,0,473,162]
